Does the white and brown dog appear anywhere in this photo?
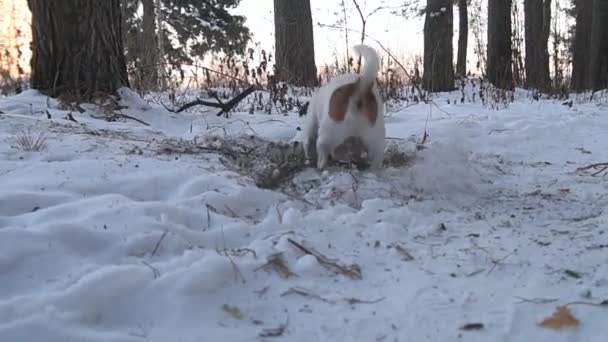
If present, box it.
[303,44,385,170]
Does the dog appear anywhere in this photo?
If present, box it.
[302,44,385,170]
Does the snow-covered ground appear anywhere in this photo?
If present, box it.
[1,87,607,341]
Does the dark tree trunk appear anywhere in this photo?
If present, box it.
[141,0,159,90]
[273,0,318,87]
[487,0,513,90]
[571,0,592,91]
[422,0,455,92]
[524,0,551,90]
[27,0,129,100]
[456,0,469,77]
[587,0,608,90]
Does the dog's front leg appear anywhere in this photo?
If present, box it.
[304,135,317,162]
[364,134,386,171]
[316,134,339,169]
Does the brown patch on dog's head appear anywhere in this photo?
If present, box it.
[328,81,358,122]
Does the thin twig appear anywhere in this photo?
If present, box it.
[576,162,608,172]
[141,260,160,278]
[287,238,362,280]
[514,296,559,304]
[151,230,168,256]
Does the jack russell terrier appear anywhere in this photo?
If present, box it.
[302,44,385,170]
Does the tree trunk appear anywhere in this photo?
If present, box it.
[524,0,551,90]
[456,0,469,77]
[273,0,318,87]
[423,0,455,92]
[487,0,513,90]
[571,0,592,91]
[141,0,159,90]
[27,0,129,100]
[587,0,608,90]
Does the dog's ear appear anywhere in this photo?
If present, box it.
[328,82,358,122]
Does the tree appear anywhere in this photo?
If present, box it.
[487,0,513,89]
[122,0,251,89]
[571,0,592,90]
[524,0,551,90]
[273,0,318,87]
[587,0,608,90]
[571,0,608,91]
[456,0,468,77]
[422,0,455,92]
[27,0,129,100]
[140,0,159,89]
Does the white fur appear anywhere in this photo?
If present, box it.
[303,44,386,170]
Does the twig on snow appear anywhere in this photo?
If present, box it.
[514,296,559,304]
[280,287,385,306]
[141,260,160,278]
[259,316,289,338]
[576,162,608,176]
[344,296,386,305]
[287,238,362,280]
[255,253,298,279]
[281,287,334,303]
[151,230,168,256]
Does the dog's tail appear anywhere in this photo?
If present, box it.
[352,44,379,88]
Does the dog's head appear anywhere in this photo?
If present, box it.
[328,78,379,125]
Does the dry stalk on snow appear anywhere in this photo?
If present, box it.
[287,238,362,280]
[281,286,385,305]
[259,316,289,338]
[14,129,48,152]
[256,253,298,279]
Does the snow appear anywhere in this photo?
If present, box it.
[1,86,608,341]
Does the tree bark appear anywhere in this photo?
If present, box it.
[456,0,468,77]
[141,0,159,90]
[524,0,551,90]
[27,0,129,100]
[587,0,608,90]
[487,0,513,90]
[571,0,592,91]
[273,0,318,87]
[422,0,455,92]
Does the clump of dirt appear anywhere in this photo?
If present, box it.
[154,135,417,189]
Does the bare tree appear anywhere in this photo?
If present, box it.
[27,0,129,99]
[524,0,552,90]
[571,0,592,91]
[141,0,159,90]
[422,0,455,92]
[487,0,513,89]
[587,0,608,90]
[456,0,469,77]
[273,0,318,87]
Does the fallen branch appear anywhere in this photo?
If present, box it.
[173,85,257,117]
[576,162,608,175]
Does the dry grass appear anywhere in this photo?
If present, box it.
[14,129,48,151]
